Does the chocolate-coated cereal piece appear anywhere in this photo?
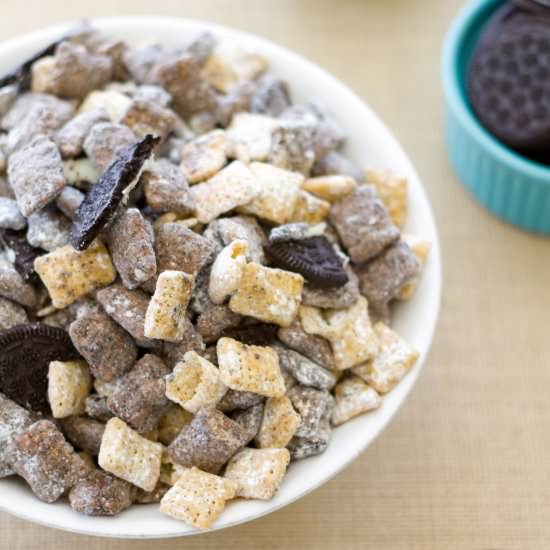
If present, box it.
[155,51,218,119]
[120,98,177,141]
[73,134,159,250]
[329,185,400,263]
[168,407,248,474]
[7,419,86,502]
[134,481,170,504]
[69,469,134,516]
[55,107,109,159]
[220,323,279,347]
[355,240,421,322]
[274,345,336,391]
[217,389,265,414]
[277,320,335,370]
[250,75,291,116]
[0,256,37,307]
[34,239,116,309]
[397,234,431,300]
[141,159,195,215]
[0,393,33,478]
[8,135,66,217]
[268,118,316,175]
[84,394,114,423]
[96,283,156,347]
[69,308,138,382]
[61,415,105,456]
[0,198,25,230]
[161,318,206,367]
[196,303,243,344]
[155,222,216,279]
[106,208,156,290]
[287,385,334,439]
[107,354,170,434]
[98,417,162,491]
[203,215,267,264]
[55,186,85,219]
[2,93,75,131]
[32,41,112,100]
[230,402,264,445]
[83,122,137,173]
[0,323,77,414]
[26,206,71,252]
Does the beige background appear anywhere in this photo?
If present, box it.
[1,0,549,548]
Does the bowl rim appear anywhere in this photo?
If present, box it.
[0,15,442,538]
[441,0,550,180]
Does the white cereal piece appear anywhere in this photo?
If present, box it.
[180,129,228,184]
[98,417,163,492]
[303,175,357,203]
[237,162,304,224]
[208,239,248,305]
[217,337,286,397]
[255,395,300,449]
[365,167,408,228]
[201,40,267,93]
[224,448,289,500]
[289,190,330,224]
[0,197,25,230]
[48,360,92,418]
[63,158,100,186]
[79,89,132,123]
[144,270,194,342]
[165,351,227,414]
[398,234,432,300]
[353,322,419,394]
[226,113,279,163]
[30,56,57,94]
[299,296,378,370]
[228,262,304,327]
[331,375,381,426]
[160,466,237,529]
[190,161,261,224]
[34,239,117,309]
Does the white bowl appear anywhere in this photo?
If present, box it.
[0,16,442,538]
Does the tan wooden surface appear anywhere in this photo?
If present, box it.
[2,0,550,548]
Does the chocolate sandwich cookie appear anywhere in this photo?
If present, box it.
[468,1,550,155]
[0,323,78,414]
[265,236,348,288]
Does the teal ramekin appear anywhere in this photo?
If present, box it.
[442,0,550,234]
